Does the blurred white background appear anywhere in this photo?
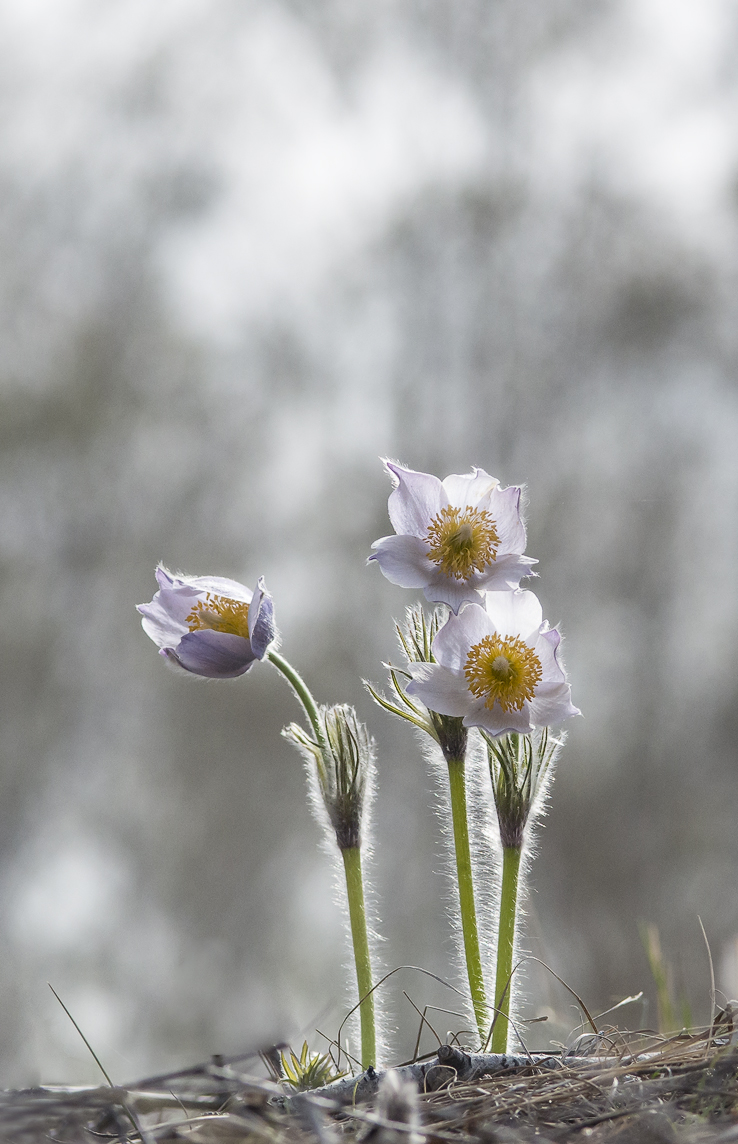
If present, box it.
[2,0,738,1086]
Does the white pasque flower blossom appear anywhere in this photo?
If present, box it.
[137,566,276,678]
[368,461,536,613]
[405,590,580,736]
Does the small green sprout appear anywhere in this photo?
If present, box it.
[279,1042,346,1091]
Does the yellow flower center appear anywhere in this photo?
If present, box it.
[425,506,499,580]
[464,634,542,712]
[186,593,250,639]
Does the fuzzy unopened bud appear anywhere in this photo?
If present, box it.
[367,603,467,763]
[484,728,563,849]
[284,704,373,850]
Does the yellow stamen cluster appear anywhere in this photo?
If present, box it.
[425,506,499,581]
[464,634,542,712]
[186,593,250,639]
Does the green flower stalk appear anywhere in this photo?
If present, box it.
[285,705,378,1070]
[402,590,580,1052]
[267,649,327,752]
[483,728,562,1052]
[368,604,489,1045]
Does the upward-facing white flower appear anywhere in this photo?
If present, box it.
[368,461,536,612]
[405,590,580,737]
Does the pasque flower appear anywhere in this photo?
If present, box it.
[137,565,276,678]
[369,462,536,613]
[138,566,379,1069]
[405,589,579,736]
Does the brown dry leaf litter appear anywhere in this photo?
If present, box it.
[3,1023,738,1144]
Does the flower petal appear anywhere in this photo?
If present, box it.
[181,574,253,603]
[441,467,499,509]
[422,575,484,613]
[410,541,533,611]
[171,630,256,678]
[433,604,493,670]
[137,586,199,648]
[528,682,581,727]
[466,552,537,594]
[534,627,567,683]
[385,462,445,537]
[405,663,473,716]
[463,702,534,736]
[248,577,277,659]
[155,565,178,589]
[368,534,432,588]
[490,485,527,553]
[484,589,543,640]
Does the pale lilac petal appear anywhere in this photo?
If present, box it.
[433,604,493,670]
[155,565,178,589]
[137,586,198,647]
[464,702,534,737]
[152,566,254,602]
[369,534,433,589]
[484,589,543,640]
[159,647,197,676]
[385,462,445,537]
[490,486,527,553]
[183,575,253,603]
[172,630,256,678]
[466,552,537,593]
[405,663,473,716]
[528,682,581,727]
[248,577,276,659]
[139,609,189,648]
[422,575,485,614]
[381,535,536,612]
[534,628,567,683]
[441,467,499,509]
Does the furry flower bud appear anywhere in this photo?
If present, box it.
[284,705,373,850]
[367,603,467,763]
[484,728,563,848]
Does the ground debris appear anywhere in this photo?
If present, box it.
[3,1028,738,1144]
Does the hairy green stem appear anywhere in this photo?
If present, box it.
[268,654,374,1063]
[446,758,488,1045]
[267,650,325,749]
[341,846,376,1069]
[491,845,522,1053]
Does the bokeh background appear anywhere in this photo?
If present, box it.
[2,0,738,1087]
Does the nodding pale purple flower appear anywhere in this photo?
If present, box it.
[137,566,276,679]
[368,461,536,613]
[405,590,580,737]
